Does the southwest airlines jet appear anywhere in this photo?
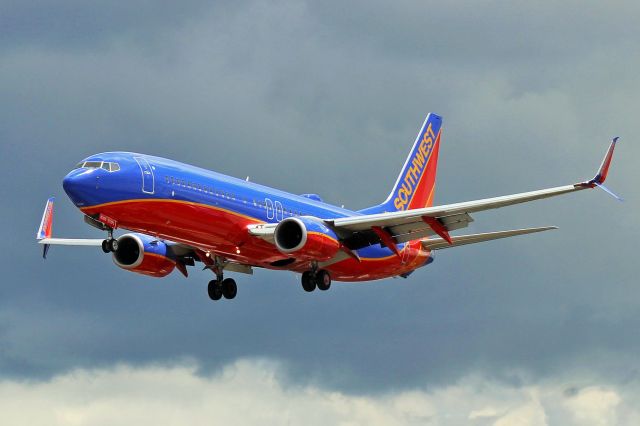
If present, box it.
[36,114,620,301]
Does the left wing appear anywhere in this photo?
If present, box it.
[36,198,253,277]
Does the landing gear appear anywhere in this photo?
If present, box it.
[207,280,223,300]
[207,278,237,301]
[221,278,237,299]
[101,228,117,253]
[300,269,331,292]
[316,270,331,291]
[206,255,238,301]
[301,271,316,292]
[101,237,118,253]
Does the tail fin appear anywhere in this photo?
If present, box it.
[360,113,443,213]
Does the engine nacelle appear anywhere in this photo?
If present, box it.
[112,233,175,277]
[274,217,340,261]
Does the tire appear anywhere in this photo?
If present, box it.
[221,278,237,300]
[316,270,331,291]
[207,280,222,301]
[109,238,119,252]
[101,240,110,253]
[301,271,316,292]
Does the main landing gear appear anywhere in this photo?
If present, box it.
[207,278,237,301]
[301,269,332,292]
[206,256,237,301]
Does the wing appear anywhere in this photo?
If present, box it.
[36,198,254,277]
[249,138,619,253]
[421,226,557,250]
[326,137,620,251]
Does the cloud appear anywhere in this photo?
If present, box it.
[0,359,638,426]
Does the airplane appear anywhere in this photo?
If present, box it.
[36,113,620,301]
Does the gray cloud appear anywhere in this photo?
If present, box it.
[1,0,638,396]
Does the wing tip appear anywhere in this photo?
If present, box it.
[36,197,55,240]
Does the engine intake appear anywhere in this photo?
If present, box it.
[274,217,340,261]
[112,233,175,277]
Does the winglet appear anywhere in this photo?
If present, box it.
[579,137,621,201]
[37,197,55,259]
[37,197,55,240]
[589,137,619,186]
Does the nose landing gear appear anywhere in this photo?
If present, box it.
[101,228,118,253]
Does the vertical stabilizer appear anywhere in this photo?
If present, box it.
[360,113,443,214]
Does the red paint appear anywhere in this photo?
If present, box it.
[83,199,431,281]
[119,252,175,278]
[372,226,400,257]
[422,216,452,244]
[408,130,441,210]
[295,231,341,262]
[98,213,118,229]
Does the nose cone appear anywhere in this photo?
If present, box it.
[63,170,95,206]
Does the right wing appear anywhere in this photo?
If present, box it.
[249,138,619,254]
[327,137,620,250]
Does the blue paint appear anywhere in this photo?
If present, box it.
[62,152,418,261]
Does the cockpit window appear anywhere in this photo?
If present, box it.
[74,161,121,172]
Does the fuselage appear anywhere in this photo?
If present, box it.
[62,152,432,281]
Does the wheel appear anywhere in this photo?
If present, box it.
[316,270,331,291]
[101,240,110,253]
[301,271,316,292]
[221,278,237,300]
[109,238,118,252]
[207,280,222,301]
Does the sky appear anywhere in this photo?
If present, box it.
[1,0,639,424]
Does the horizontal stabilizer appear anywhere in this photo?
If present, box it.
[421,226,557,250]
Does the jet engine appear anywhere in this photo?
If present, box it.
[112,233,175,277]
[274,217,340,261]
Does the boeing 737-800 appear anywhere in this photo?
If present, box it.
[36,113,620,301]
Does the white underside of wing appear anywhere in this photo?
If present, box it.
[421,226,557,250]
